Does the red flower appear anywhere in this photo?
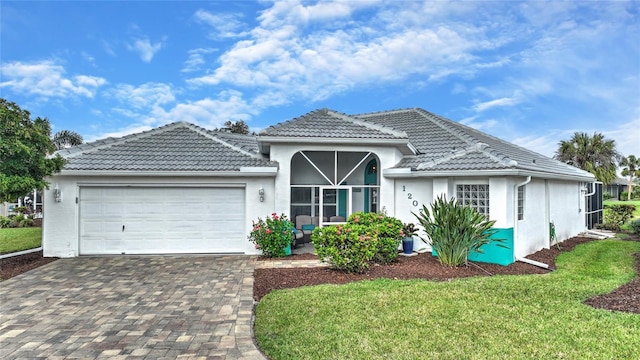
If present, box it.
[266,229,272,234]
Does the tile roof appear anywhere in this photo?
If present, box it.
[259,108,407,139]
[57,122,276,172]
[355,108,595,179]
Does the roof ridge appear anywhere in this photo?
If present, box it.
[60,121,189,158]
[183,123,257,158]
[415,143,513,170]
[352,108,417,118]
[326,109,408,138]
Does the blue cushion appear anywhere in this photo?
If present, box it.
[302,224,315,231]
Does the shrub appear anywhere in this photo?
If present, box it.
[413,195,499,267]
[348,212,402,264]
[620,191,629,201]
[603,204,636,231]
[312,224,378,273]
[248,213,293,258]
[0,216,11,228]
[630,219,640,235]
[602,191,613,200]
[10,214,26,228]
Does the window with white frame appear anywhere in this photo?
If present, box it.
[456,184,490,216]
[517,185,525,220]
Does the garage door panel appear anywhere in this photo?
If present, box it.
[79,186,245,255]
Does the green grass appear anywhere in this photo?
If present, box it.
[255,240,640,359]
[0,227,42,253]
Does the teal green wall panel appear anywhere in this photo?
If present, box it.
[432,228,514,266]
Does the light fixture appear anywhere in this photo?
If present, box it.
[258,186,265,202]
[54,184,62,203]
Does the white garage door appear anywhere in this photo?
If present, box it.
[79,187,245,255]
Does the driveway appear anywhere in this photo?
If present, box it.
[0,255,266,359]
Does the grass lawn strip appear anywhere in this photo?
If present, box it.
[0,227,42,254]
[255,240,640,360]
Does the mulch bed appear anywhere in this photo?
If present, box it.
[254,236,640,314]
[0,251,58,280]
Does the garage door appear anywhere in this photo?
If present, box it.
[79,187,245,255]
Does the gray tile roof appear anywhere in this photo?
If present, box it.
[57,122,276,172]
[259,108,407,139]
[355,108,595,179]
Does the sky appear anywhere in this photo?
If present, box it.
[1,0,639,159]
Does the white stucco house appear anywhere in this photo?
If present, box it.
[43,108,597,265]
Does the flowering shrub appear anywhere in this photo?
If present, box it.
[312,224,378,273]
[248,213,293,258]
[312,212,403,273]
[348,212,403,264]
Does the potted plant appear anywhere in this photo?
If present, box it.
[401,222,417,254]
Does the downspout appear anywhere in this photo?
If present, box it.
[512,176,544,267]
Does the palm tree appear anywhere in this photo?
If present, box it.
[554,132,620,185]
[620,155,640,200]
[221,120,250,135]
[52,130,83,150]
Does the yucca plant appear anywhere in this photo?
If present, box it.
[413,195,499,267]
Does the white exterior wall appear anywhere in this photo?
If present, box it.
[43,175,275,257]
[393,178,433,251]
[548,180,587,243]
[269,143,405,219]
[514,178,547,259]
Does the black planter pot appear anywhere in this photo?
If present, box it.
[402,237,414,254]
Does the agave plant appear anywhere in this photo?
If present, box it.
[413,195,499,267]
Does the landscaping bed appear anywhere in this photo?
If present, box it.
[0,251,58,280]
[254,236,640,314]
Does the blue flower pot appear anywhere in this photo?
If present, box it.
[402,237,413,254]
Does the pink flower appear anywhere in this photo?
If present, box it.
[255,244,260,249]
[266,229,272,234]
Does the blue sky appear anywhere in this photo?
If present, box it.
[1,1,639,158]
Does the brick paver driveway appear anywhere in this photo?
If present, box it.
[0,255,266,359]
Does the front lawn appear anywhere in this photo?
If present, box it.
[255,240,640,359]
[0,227,42,254]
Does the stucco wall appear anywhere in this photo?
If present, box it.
[548,180,586,243]
[43,175,275,257]
[393,178,432,250]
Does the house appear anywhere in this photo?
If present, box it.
[604,177,629,200]
[43,108,597,265]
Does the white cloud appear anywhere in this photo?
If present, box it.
[0,60,106,98]
[472,92,522,113]
[188,5,487,105]
[181,48,217,73]
[146,90,256,128]
[108,83,176,109]
[127,36,165,62]
[193,9,249,39]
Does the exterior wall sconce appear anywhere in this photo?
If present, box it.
[54,184,62,203]
[258,186,265,202]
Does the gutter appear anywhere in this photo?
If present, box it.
[384,168,595,183]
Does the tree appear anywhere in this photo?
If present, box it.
[554,132,619,185]
[221,120,250,134]
[620,155,640,200]
[52,129,83,150]
[0,99,65,202]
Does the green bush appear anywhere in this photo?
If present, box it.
[620,191,629,201]
[248,213,293,258]
[602,191,613,200]
[630,219,640,234]
[312,224,378,273]
[0,216,11,228]
[602,204,636,231]
[413,195,499,267]
[348,212,403,264]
